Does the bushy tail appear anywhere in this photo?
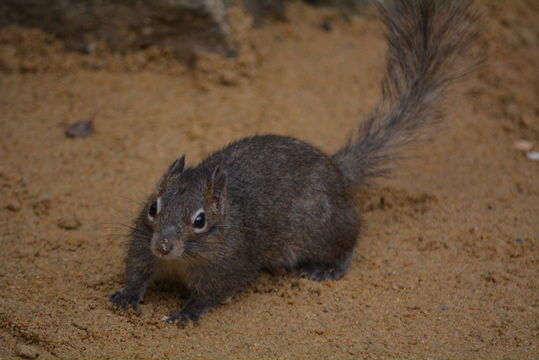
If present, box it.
[332,0,478,188]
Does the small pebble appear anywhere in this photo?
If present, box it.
[500,12,518,27]
[14,343,40,359]
[71,320,88,331]
[515,238,524,244]
[219,70,239,86]
[519,28,538,47]
[440,305,449,311]
[7,199,21,212]
[57,215,82,230]
[65,118,94,138]
[504,102,520,119]
[513,140,533,152]
[32,196,51,216]
[320,20,333,31]
[186,123,205,139]
[86,42,97,54]
[526,152,539,161]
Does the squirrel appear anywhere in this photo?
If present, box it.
[110,0,478,325]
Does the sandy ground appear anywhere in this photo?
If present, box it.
[1,1,538,359]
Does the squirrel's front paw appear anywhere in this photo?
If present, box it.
[163,309,201,327]
[110,289,141,313]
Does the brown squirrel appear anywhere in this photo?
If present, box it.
[110,0,477,325]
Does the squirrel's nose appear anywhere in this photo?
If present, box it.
[158,238,172,255]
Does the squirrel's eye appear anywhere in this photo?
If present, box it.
[192,212,205,229]
[148,202,157,219]
[148,197,161,220]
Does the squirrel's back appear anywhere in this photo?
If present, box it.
[197,134,357,269]
[182,0,478,270]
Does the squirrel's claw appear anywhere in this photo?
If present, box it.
[110,289,141,314]
[163,309,200,327]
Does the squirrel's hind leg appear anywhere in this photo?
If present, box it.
[297,250,354,281]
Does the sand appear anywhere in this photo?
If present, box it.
[0,1,538,359]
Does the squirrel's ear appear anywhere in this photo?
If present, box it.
[207,165,227,213]
[167,155,185,176]
[157,155,185,192]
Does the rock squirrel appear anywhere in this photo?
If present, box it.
[110,0,478,325]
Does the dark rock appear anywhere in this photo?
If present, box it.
[57,215,82,230]
[320,20,333,31]
[0,0,230,61]
[6,199,21,212]
[243,0,287,27]
[65,118,94,138]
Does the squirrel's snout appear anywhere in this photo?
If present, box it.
[157,238,172,255]
[151,231,183,258]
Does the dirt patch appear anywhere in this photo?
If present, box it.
[0,1,537,359]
